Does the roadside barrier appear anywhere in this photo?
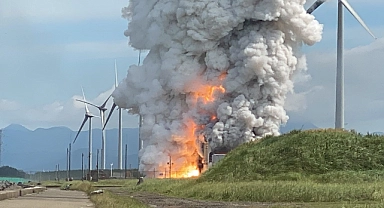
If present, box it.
[0,187,46,201]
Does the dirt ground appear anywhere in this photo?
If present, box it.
[107,187,303,208]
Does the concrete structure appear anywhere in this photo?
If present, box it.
[0,186,46,201]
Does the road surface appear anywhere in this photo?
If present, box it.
[0,188,94,208]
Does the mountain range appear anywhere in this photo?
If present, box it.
[1,124,139,172]
[0,118,318,172]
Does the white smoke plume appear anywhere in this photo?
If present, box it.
[114,0,323,176]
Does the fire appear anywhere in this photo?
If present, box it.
[186,169,200,177]
[171,78,226,178]
[196,85,225,103]
[218,73,227,80]
[179,166,200,178]
[192,84,225,104]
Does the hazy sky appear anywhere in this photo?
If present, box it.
[1,0,383,133]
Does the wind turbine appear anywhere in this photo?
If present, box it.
[104,60,123,170]
[76,95,111,170]
[307,0,376,129]
[73,87,97,177]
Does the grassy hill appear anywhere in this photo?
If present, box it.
[199,129,384,182]
[64,130,384,206]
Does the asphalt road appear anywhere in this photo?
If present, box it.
[0,188,94,208]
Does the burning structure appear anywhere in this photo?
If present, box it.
[113,0,323,177]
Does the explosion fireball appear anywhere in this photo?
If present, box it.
[113,0,323,177]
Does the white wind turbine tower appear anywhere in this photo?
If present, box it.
[76,95,110,170]
[307,0,377,129]
[73,87,97,176]
[104,60,123,170]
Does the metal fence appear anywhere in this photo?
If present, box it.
[27,169,143,182]
[26,168,196,181]
[142,169,195,178]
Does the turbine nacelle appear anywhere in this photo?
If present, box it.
[76,95,111,113]
[86,111,97,118]
[73,88,98,143]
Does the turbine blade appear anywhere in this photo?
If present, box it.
[73,116,89,143]
[114,60,118,88]
[341,0,377,39]
[76,99,100,109]
[307,0,326,14]
[81,87,91,113]
[101,94,112,109]
[103,103,117,130]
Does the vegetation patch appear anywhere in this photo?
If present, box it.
[132,178,384,203]
[61,180,146,208]
[56,130,384,206]
[200,129,384,182]
[0,166,27,178]
[129,130,384,205]
[90,190,147,208]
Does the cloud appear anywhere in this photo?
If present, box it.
[0,88,139,131]
[0,99,21,111]
[64,40,137,59]
[294,37,384,132]
[0,0,129,23]
[285,86,323,112]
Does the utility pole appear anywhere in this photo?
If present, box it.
[110,163,113,177]
[66,147,69,180]
[96,149,99,181]
[57,164,60,181]
[88,152,91,181]
[167,156,173,179]
[81,153,84,180]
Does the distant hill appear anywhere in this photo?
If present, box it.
[4,124,30,132]
[1,124,139,172]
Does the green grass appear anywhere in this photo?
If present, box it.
[132,179,384,203]
[56,130,384,207]
[129,129,384,206]
[90,190,147,208]
[60,180,146,208]
[199,129,384,182]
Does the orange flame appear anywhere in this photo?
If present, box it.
[219,73,227,80]
[194,85,225,103]
[171,76,226,178]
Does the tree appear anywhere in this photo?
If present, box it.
[0,166,27,178]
